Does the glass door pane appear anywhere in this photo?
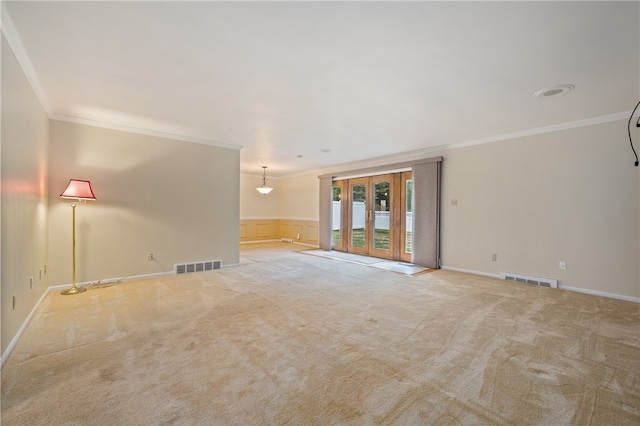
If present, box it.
[347,177,369,255]
[351,183,366,248]
[373,181,390,250]
[369,174,394,259]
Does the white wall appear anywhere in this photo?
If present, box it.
[239,173,279,219]
[239,171,320,221]
[1,35,50,354]
[300,119,639,300]
[48,120,240,286]
[277,172,319,220]
[439,120,638,299]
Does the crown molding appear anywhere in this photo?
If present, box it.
[2,2,240,151]
[1,0,630,169]
[1,3,53,117]
[52,114,243,151]
[442,111,631,152]
[304,111,631,179]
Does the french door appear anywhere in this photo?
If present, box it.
[333,172,412,261]
[346,174,394,258]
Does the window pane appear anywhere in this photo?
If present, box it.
[351,184,366,247]
[373,181,390,250]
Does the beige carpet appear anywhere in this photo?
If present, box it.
[2,242,639,425]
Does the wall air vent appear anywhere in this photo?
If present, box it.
[500,272,557,289]
[175,260,222,274]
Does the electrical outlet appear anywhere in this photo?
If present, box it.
[491,254,497,261]
[297,233,301,240]
[148,253,154,261]
[559,261,567,270]
[451,199,458,206]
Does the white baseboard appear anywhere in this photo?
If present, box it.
[49,271,173,291]
[240,239,280,244]
[293,242,319,248]
[118,271,173,282]
[440,266,501,279]
[1,271,174,369]
[557,284,640,304]
[0,287,50,368]
[240,240,318,248]
[440,265,639,303]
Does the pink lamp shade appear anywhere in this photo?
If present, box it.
[60,179,97,201]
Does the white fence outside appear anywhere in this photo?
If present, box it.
[332,201,412,231]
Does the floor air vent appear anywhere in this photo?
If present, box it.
[175,260,221,274]
[281,238,294,243]
[500,272,557,289]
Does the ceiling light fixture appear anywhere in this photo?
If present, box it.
[533,84,575,98]
[256,166,273,195]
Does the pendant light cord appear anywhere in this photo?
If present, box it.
[628,101,640,167]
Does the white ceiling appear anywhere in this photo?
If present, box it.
[3,1,639,177]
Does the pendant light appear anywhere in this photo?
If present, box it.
[256,166,273,195]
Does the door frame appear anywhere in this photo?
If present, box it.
[319,156,442,267]
[335,172,409,261]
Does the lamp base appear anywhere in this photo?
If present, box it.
[61,286,87,295]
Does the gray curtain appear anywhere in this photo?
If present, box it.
[318,176,333,250]
[412,161,441,268]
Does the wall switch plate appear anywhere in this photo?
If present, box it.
[148,253,154,261]
[559,261,567,270]
[491,254,497,261]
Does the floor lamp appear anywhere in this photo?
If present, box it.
[60,179,97,295]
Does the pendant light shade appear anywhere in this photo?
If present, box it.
[256,166,273,195]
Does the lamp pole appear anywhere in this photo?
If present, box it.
[61,202,86,295]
